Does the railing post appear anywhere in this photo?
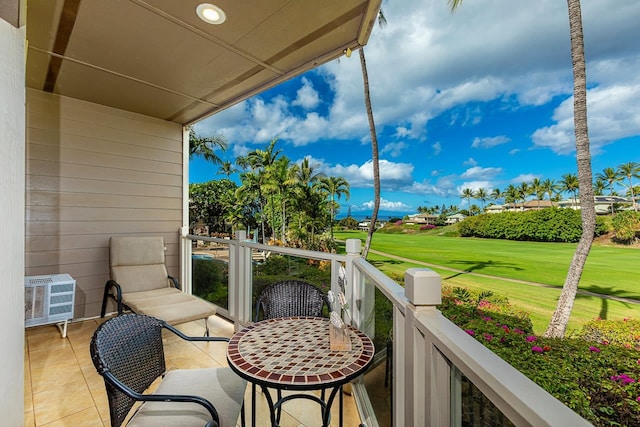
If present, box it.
[179,227,192,294]
[402,268,442,427]
[344,239,362,328]
[232,230,251,329]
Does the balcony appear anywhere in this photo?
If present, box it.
[23,233,591,426]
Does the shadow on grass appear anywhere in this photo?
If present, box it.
[444,259,523,280]
[369,259,403,268]
[575,285,640,320]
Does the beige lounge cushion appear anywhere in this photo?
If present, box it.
[124,288,217,325]
[122,287,181,303]
[128,367,246,427]
[112,264,171,294]
[110,236,166,267]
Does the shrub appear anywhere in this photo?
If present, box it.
[192,258,228,307]
[611,211,640,243]
[576,318,640,350]
[458,208,607,242]
[337,216,359,230]
[420,224,436,230]
[440,285,640,426]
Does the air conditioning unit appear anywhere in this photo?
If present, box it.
[25,274,76,338]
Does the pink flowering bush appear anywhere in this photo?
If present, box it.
[439,285,640,426]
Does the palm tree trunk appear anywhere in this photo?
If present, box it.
[359,48,381,260]
[545,0,595,338]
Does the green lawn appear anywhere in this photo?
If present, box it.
[335,230,640,333]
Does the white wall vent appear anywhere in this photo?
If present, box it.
[25,274,76,337]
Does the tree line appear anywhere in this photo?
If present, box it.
[189,137,350,251]
[456,162,639,215]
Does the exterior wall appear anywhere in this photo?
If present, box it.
[0,11,26,427]
[26,89,184,319]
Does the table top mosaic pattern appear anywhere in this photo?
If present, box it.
[227,317,374,388]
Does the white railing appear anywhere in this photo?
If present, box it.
[180,232,591,426]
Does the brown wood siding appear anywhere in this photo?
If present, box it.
[26,89,184,319]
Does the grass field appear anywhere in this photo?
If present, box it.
[335,230,640,333]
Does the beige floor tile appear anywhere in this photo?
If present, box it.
[32,377,95,425]
[89,386,110,425]
[24,410,35,427]
[39,407,104,427]
[27,329,71,352]
[30,363,87,395]
[28,345,77,371]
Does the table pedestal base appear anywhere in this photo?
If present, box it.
[251,384,343,427]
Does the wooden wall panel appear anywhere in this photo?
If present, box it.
[26,89,184,319]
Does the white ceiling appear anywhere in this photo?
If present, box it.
[26,0,381,124]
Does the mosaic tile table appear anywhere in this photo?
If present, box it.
[227,316,375,427]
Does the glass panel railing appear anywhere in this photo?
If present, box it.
[250,252,333,320]
[451,365,516,427]
[191,239,230,310]
[361,278,394,426]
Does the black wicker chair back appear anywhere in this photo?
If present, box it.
[254,280,328,321]
[91,314,166,427]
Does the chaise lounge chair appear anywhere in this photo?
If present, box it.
[100,236,217,334]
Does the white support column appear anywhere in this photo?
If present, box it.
[403,268,443,427]
[179,227,192,294]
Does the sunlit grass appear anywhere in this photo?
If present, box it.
[335,230,640,334]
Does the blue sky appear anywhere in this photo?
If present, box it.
[190,0,640,219]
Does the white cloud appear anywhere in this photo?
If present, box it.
[531,84,640,155]
[380,141,408,158]
[472,136,511,149]
[463,158,477,167]
[292,77,320,110]
[351,198,412,212]
[511,174,539,184]
[326,159,414,190]
[461,166,502,180]
[432,141,442,156]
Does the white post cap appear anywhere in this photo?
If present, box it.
[405,268,442,306]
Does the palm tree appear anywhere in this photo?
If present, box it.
[490,188,503,204]
[461,188,475,214]
[503,184,519,210]
[541,178,558,206]
[595,167,620,213]
[518,182,532,208]
[188,127,227,164]
[318,176,351,243]
[475,188,488,212]
[592,178,606,196]
[217,161,237,179]
[560,173,579,208]
[263,156,296,242]
[531,178,544,209]
[545,0,596,339]
[246,138,283,240]
[617,162,639,211]
[236,171,267,242]
[360,8,386,259]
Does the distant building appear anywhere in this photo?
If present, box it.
[445,213,466,224]
[405,213,439,225]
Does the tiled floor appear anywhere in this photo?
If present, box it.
[24,316,362,426]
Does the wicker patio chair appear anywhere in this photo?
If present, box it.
[254,280,328,321]
[100,236,217,335]
[90,313,246,427]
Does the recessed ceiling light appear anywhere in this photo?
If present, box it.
[196,3,226,25]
